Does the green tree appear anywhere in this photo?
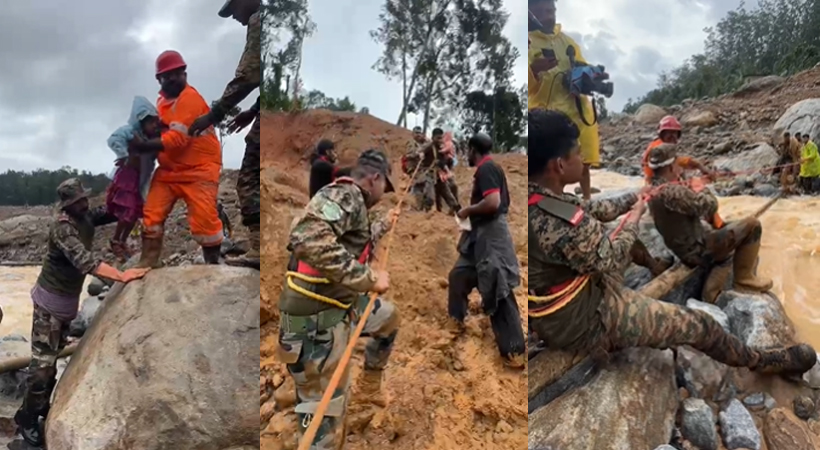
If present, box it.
[460,87,525,151]
[210,101,243,150]
[0,167,110,206]
[261,0,316,111]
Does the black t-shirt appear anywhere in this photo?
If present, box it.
[470,157,510,226]
[309,158,336,199]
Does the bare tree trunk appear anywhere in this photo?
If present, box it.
[402,49,407,128]
[422,76,434,133]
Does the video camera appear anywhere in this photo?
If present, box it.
[564,46,614,98]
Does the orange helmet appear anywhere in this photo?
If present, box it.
[155,50,187,76]
[658,115,682,133]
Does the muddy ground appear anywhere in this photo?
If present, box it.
[259,110,527,449]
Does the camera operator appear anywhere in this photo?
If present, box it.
[528,0,599,200]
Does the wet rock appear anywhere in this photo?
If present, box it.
[68,296,104,338]
[46,266,260,450]
[686,299,730,332]
[764,408,818,450]
[634,104,668,125]
[682,110,719,128]
[753,183,779,197]
[714,143,779,175]
[653,446,677,450]
[0,215,50,248]
[722,291,794,348]
[681,398,719,450]
[773,98,820,143]
[528,348,678,450]
[87,277,107,296]
[743,392,776,412]
[793,395,815,420]
[719,399,761,450]
[676,346,729,400]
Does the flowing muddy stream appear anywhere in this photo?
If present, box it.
[585,170,820,349]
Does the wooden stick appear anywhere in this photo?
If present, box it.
[0,344,77,374]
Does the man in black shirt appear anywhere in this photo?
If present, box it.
[308,139,352,198]
[447,133,525,368]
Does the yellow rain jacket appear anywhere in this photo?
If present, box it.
[801,140,820,178]
[528,25,600,166]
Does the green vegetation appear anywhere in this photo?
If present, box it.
[624,0,820,113]
[0,168,109,206]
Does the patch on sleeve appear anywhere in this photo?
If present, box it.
[318,200,344,222]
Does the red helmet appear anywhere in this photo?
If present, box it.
[155,50,187,76]
[658,115,682,133]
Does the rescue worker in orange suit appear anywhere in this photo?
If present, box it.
[129,50,224,266]
[642,115,726,229]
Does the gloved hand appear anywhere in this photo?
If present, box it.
[93,262,151,283]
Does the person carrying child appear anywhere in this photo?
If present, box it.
[105,96,161,261]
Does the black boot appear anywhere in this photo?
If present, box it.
[14,402,44,447]
[202,245,221,265]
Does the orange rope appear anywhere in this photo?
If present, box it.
[297,161,422,450]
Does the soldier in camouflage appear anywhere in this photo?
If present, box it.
[415,129,460,214]
[277,150,400,449]
[647,143,775,303]
[403,126,428,204]
[189,0,261,269]
[15,179,150,447]
[527,109,817,381]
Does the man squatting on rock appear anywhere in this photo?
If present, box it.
[527,109,817,380]
[276,150,401,449]
[447,133,526,368]
[646,143,775,304]
[15,179,151,447]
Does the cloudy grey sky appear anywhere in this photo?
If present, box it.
[550,0,744,111]
[300,0,526,129]
[0,0,255,174]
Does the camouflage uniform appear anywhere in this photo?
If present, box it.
[277,151,400,450]
[414,142,460,213]
[527,182,766,369]
[646,143,773,303]
[210,11,261,230]
[18,179,116,443]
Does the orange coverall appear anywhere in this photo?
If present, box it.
[143,85,224,247]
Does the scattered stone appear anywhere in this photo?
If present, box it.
[801,354,820,388]
[682,110,719,128]
[653,446,677,450]
[722,291,793,348]
[686,299,730,332]
[793,395,815,420]
[734,76,786,96]
[634,104,668,125]
[753,183,779,198]
[676,346,728,400]
[680,398,719,450]
[719,399,761,450]
[764,408,818,450]
[87,276,107,296]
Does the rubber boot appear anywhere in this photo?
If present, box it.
[201,245,221,265]
[753,343,817,376]
[226,224,260,270]
[702,261,732,304]
[355,369,387,407]
[136,236,163,269]
[733,240,773,292]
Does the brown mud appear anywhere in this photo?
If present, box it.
[259,110,527,449]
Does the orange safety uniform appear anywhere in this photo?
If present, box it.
[143,84,224,246]
[643,138,725,229]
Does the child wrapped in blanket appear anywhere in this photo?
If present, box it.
[106,96,160,261]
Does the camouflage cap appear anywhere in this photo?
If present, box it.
[647,143,678,170]
[358,149,395,193]
[218,0,236,18]
[57,178,92,209]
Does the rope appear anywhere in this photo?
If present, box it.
[297,161,422,450]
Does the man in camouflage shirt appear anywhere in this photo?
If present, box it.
[646,143,774,303]
[527,109,816,381]
[15,179,150,447]
[189,0,261,269]
[415,128,460,214]
[277,150,400,449]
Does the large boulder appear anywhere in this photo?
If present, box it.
[733,76,786,97]
[528,348,678,450]
[0,215,50,248]
[46,266,260,450]
[722,291,795,348]
[713,143,779,175]
[681,110,719,128]
[634,104,668,125]
[773,98,820,143]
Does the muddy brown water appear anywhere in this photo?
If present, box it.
[584,170,820,349]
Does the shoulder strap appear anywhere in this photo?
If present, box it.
[529,193,585,226]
